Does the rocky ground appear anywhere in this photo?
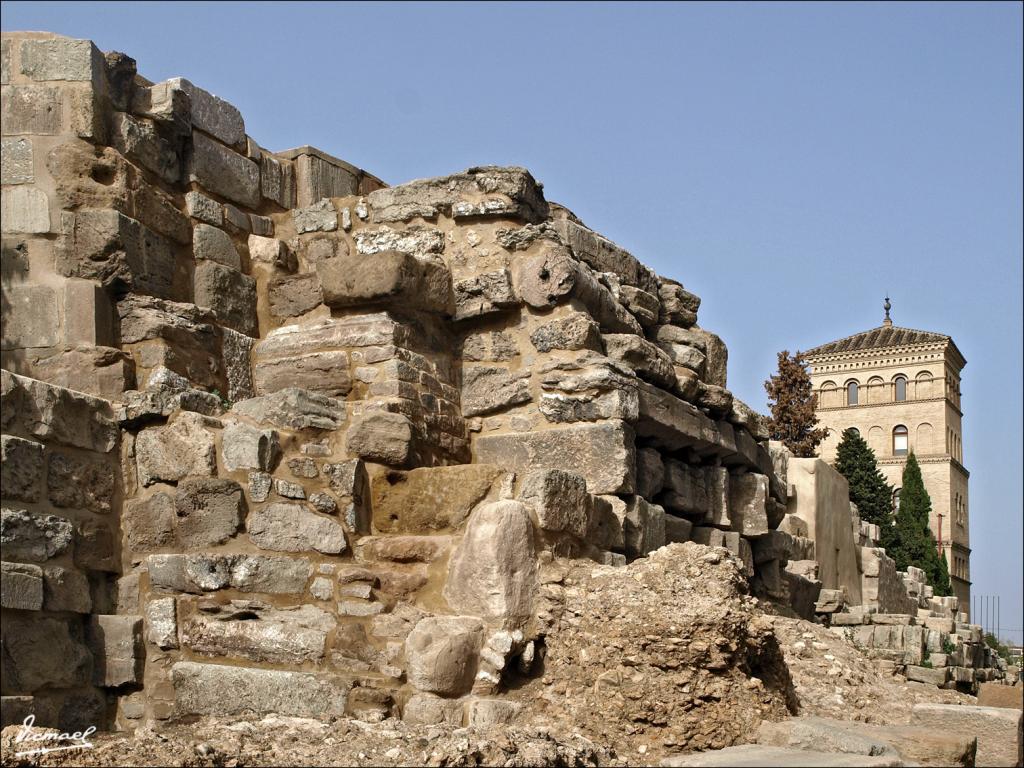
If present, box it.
[0,544,978,768]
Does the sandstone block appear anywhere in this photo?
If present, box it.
[462,330,519,362]
[41,565,91,613]
[169,77,244,146]
[292,151,359,207]
[0,284,59,349]
[1,85,61,135]
[87,614,143,686]
[29,345,131,400]
[618,285,660,327]
[587,495,625,550]
[461,365,531,416]
[1,137,33,184]
[123,491,175,551]
[405,616,485,696]
[268,272,322,318]
[6,372,118,452]
[147,553,312,594]
[293,199,338,233]
[0,435,44,502]
[1,186,50,233]
[188,131,259,208]
[0,508,74,562]
[636,446,666,499]
[172,661,345,718]
[604,333,677,389]
[664,514,693,544]
[317,249,452,315]
[221,421,279,471]
[911,703,1021,767]
[552,219,656,292]
[371,464,504,533]
[476,420,636,495]
[232,388,345,431]
[181,603,333,664]
[518,469,590,538]
[19,38,103,82]
[46,451,113,513]
[247,502,347,554]
[174,477,244,548]
[728,472,770,537]
[529,312,603,353]
[453,269,517,320]
[136,412,216,486]
[443,500,536,625]
[110,112,180,183]
[193,259,258,337]
[192,223,240,269]
[1,561,43,610]
[260,152,295,208]
[2,615,91,691]
[346,411,413,466]
[58,209,174,297]
[622,496,667,557]
[185,190,223,225]
[146,597,178,649]
[658,280,701,326]
[253,342,352,398]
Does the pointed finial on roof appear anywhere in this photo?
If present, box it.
[883,296,892,327]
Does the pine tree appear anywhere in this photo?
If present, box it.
[834,428,894,529]
[764,350,828,458]
[888,452,952,596]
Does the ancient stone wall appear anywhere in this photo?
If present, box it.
[0,31,1001,731]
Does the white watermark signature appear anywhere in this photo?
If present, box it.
[12,715,96,757]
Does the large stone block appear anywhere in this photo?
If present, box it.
[168,78,244,146]
[1,561,43,610]
[552,219,656,292]
[181,603,333,664]
[57,209,175,297]
[135,411,217,486]
[367,166,547,223]
[29,344,131,400]
[603,333,677,389]
[147,553,312,595]
[247,502,347,555]
[0,285,59,349]
[291,149,359,207]
[636,447,665,499]
[231,388,345,431]
[346,411,412,466]
[461,365,531,417]
[621,496,667,558]
[1,615,91,691]
[42,565,92,613]
[87,614,143,687]
[317,249,452,315]
[404,616,485,696]
[192,223,241,269]
[221,422,279,471]
[910,704,1022,767]
[174,477,244,548]
[1,137,33,184]
[268,273,322,318]
[1,187,50,233]
[193,259,258,337]
[453,269,517,320]
[371,464,504,534]
[0,435,44,502]
[110,113,180,184]
[475,420,636,496]
[1,85,61,135]
[292,199,338,233]
[658,280,701,327]
[0,508,73,562]
[46,451,113,514]
[354,225,445,257]
[145,597,178,650]
[529,312,602,353]
[3,372,118,452]
[518,469,591,538]
[19,37,103,82]
[728,472,770,537]
[172,661,346,718]
[443,500,536,625]
[123,491,175,551]
[188,131,259,208]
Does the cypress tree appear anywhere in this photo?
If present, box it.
[764,350,828,458]
[888,452,952,596]
[834,428,894,529]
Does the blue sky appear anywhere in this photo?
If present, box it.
[4,1,1021,640]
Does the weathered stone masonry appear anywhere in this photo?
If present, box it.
[0,32,1001,733]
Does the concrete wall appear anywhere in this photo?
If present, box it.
[787,458,862,605]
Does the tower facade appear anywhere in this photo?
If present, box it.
[803,304,971,611]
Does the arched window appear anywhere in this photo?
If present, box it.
[893,425,908,456]
[894,375,907,402]
[820,381,837,408]
[892,487,901,511]
[846,380,859,406]
[848,427,860,437]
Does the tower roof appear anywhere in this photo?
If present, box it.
[804,324,959,359]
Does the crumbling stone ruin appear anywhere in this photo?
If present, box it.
[1,32,1015,765]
